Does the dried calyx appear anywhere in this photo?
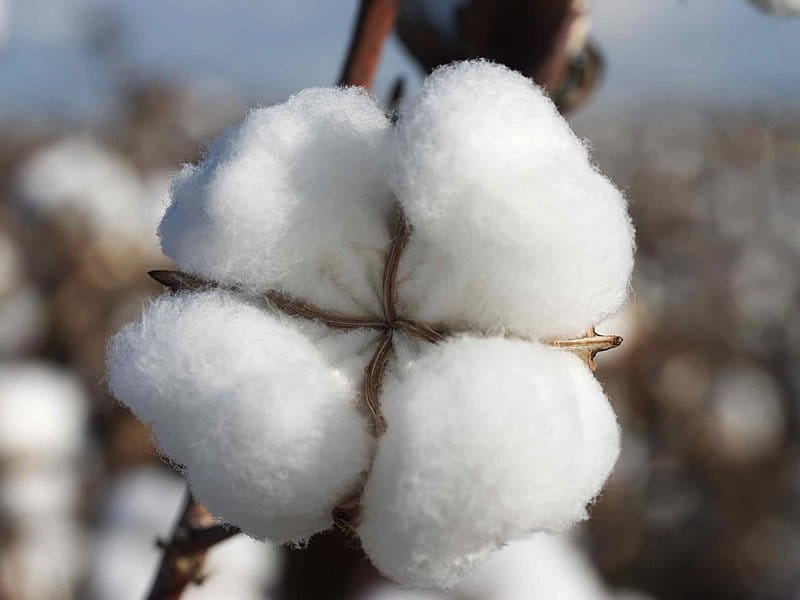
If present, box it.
[149,209,621,439]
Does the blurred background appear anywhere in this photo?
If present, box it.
[0,1,798,599]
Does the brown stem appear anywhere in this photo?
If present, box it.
[146,492,240,600]
[382,211,409,324]
[362,331,394,436]
[338,0,400,88]
[266,291,388,330]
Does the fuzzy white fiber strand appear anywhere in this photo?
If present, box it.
[106,289,371,543]
[393,61,634,339]
[358,336,619,588]
[159,87,393,315]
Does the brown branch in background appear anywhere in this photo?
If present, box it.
[146,493,240,600]
[395,0,601,114]
[338,0,400,87]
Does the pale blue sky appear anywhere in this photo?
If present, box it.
[0,0,798,124]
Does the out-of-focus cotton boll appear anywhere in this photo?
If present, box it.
[457,534,611,600]
[0,467,80,524]
[10,522,86,600]
[0,363,88,460]
[750,0,800,15]
[14,136,155,244]
[393,61,634,339]
[185,536,280,600]
[106,289,372,542]
[730,242,797,352]
[89,467,278,600]
[159,87,393,314]
[710,364,785,462]
[359,337,619,588]
[89,534,159,600]
[97,467,186,532]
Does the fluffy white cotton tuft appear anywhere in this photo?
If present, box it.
[106,289,372,542]
[0,363,88,460]
[159,87,393,314]
[749,0,800,15]
[358,337,619,588]
[393,61,634,339]
[457,534,611,600]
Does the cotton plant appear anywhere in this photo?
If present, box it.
[107,60,634,588]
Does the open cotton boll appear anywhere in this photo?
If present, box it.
[159,87,394,314]
[749,0,800,15]
[106,289,372,542]
[14,136,153,243]
[359,337,619,588]
[393,60,634,339]
[0,363,88,460]
[457,534,611,600]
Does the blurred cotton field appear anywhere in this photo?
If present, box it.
[0,1,797,599]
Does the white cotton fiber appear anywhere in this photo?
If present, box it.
[106,289,372,542]
[14,136,155,244]
[159,87,394,314]
[750,0,800,15]
[393,61,634,339]
[0,363,88,460]
[457,534,611,600]
[358,337,619,588]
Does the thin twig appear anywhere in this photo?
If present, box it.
[338,0,400,87]
[146,493,240,600]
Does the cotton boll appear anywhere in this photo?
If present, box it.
[359,337,619,588]
[186,536,279,600]
[159,87,393,314]
[0,467,80,524]
[0,363,88,460]
[749,0,800,16]
[394,61,634,339]
[14,136,153,243]
[106,290,372,542]
[11,521,86,600]
[457,534,610,600]
[709,364,785,462]
[89,533,160,600]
